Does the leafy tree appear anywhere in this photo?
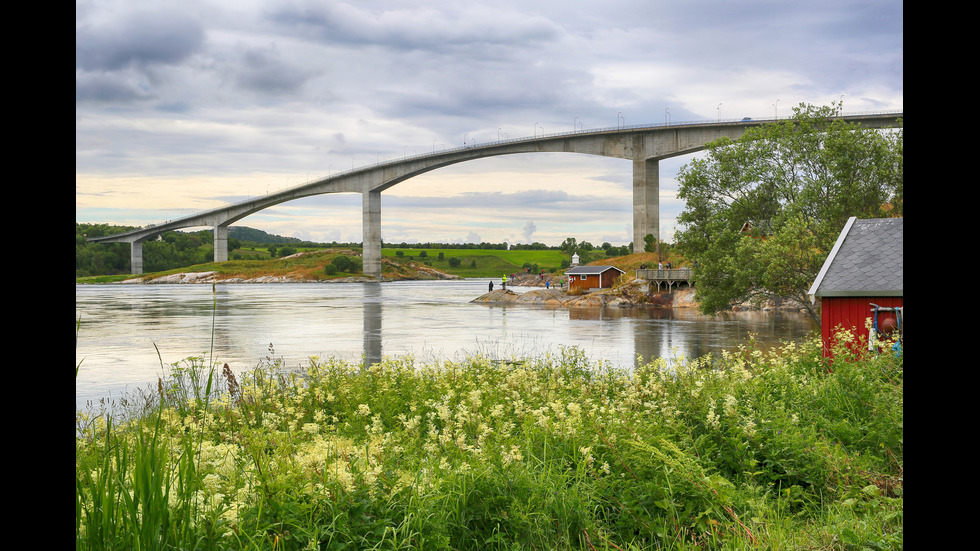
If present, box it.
[331,255,353,272]
[643,234,657,253]
[331,255,361,273]
[675,103,902,324]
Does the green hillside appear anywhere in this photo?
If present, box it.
[382,248,569,278]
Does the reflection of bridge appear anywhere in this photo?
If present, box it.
[88,112,903,276]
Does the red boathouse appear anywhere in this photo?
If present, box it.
[565,265,625,293]
[808,217,904,358]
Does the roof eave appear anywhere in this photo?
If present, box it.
[807,217,857,304]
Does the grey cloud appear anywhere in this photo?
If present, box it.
[76,10,205,71]
[234,45,314,95]
[75,71,151,103]
[269,2,562,52]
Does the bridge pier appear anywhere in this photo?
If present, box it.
[214,224,229,262]
[363,190,382,277]
[632,157,660,253]
[130,240,143,274]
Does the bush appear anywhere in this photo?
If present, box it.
[331,255,352,272]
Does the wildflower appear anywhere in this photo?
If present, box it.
[302,423,320,436]
[357,404,371,417]
[502,444,523,464]
[723,395,738,416]
[706,404,720,429]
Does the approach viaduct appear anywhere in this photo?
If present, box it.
[88,112,903,277]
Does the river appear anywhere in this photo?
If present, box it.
[75,280,818,410]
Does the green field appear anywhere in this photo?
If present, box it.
[383,248,570,278]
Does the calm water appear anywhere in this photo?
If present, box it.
[75,280,817,410]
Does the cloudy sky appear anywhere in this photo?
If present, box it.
[76,0,903,247]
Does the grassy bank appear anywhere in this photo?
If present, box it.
[74,248,686,284]
[75,248,574,283]
[381,248,569,278]
[76,332,902,550]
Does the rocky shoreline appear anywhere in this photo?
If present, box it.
[115,268,805,314]
[472,275,700,309]
[474,272,808,312]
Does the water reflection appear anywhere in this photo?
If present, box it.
[75,281,817,409]
[363,282,382,367]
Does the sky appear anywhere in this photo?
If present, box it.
[76,0,903,247]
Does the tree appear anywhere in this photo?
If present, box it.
[675,103,902,324]
[643,234,657,253]
[331,255,353,272]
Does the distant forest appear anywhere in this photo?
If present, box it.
[76,223,309,276]
[75,223,632,276]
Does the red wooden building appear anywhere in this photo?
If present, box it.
[565,265,625,292]
[808,217,903,357]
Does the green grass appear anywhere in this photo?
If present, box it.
[76,248,574,282]
[76,329,903,550]
[383,249,569,278]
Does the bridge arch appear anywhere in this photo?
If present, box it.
[88,113,903,275]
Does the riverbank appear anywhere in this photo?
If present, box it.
[474,273,809,313]
[107,250,462,284]
[471,285,700,309]
[89,249,809,314]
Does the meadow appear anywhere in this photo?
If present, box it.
[75,248,578,283]
[76,327,902,550]
[381,248,570,278]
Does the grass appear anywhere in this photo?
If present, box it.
[75,248,577,283]
[382,248,569,278]
[76,326,903,550]
[74,246,693,284]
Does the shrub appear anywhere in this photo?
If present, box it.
[331,255,352,272]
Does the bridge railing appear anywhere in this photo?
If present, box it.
[636,268,693,281]
[256,110,905,204]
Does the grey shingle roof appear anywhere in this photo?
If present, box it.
[565,265,624,275]
[808,217,903,301]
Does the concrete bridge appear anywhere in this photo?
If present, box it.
[88,112,903,276]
